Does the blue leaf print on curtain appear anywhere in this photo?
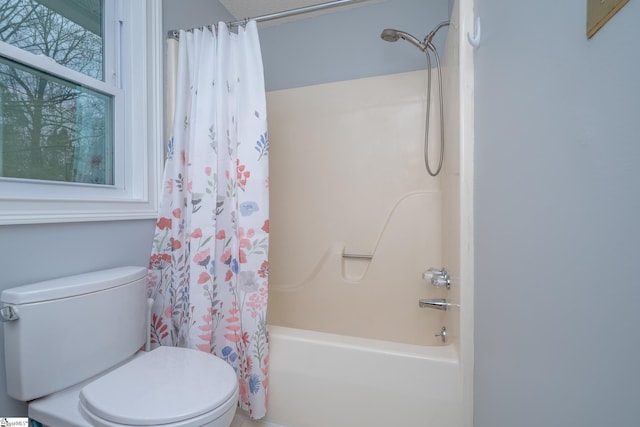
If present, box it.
[255,132,268,160]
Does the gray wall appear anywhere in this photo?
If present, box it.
[163,0,233,37]
[257,0,448,90]
[164,0,448,91]
[0,219,155,415]
[474,1,640,426]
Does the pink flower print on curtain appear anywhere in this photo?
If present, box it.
[147,21,269,419]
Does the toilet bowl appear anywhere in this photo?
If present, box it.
[30,347,239,427]
[1,267,238,427]
[79,347,238,427]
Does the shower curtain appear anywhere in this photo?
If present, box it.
[148,21,269,419]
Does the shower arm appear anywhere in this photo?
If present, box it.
[423,21,451,45]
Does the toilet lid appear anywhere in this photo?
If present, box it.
[79,347,238,426]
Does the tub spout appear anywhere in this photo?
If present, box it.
[418,298,450,311]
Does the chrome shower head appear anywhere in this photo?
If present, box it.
[380,28,401,42]
[380,28,426,52]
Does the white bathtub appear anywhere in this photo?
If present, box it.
[264,325,463,427]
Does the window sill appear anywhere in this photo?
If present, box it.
[0,205,158,225]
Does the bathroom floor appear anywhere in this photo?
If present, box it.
[232,413,286,427]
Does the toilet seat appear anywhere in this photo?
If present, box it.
[79,346,238,427]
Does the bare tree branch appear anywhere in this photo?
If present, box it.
[0,0,106,181]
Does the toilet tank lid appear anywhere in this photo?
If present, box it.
[1,267,147,305]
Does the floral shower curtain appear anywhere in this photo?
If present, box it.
[148,21,269,419]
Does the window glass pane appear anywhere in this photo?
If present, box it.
[0,0,103,80]
[0,56,113,185]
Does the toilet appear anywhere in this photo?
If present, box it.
[1,266,238,427]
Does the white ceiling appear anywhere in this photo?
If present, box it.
[218,0,377,21]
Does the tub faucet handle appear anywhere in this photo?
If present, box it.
[422,267,451,289]
[435,326,447,343]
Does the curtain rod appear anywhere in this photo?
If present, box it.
[167,0,368,40]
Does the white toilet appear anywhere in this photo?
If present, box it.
[1,266,238,427]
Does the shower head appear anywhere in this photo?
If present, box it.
[380,28,401,42]
[381,21,450,54]
[380,28,426,52]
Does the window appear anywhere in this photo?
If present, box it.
[0,0,162,224]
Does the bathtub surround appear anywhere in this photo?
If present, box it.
[260,0,475,424]
[266,70,445,346]
[148,22,270,419]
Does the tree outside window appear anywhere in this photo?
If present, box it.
[0,0,112,185]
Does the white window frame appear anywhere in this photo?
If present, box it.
[0,0,163,224]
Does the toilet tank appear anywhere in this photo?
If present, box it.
[1,266,148,401]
